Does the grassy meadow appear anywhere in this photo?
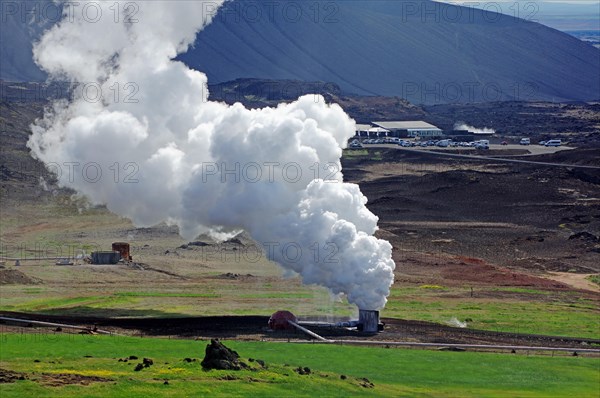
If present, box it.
[0,334,598,397]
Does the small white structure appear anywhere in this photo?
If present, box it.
[368,126,390,137]
[355,123,372,137]
[373,121,443,138]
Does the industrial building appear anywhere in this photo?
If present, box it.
[372,121,443,138]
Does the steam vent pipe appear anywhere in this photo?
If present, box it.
[358,310,380,333]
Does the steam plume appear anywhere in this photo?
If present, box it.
[28,1,395,310]
[454,122,495,135]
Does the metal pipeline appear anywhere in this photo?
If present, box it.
[287,320,333,342]
[281,318,600,355]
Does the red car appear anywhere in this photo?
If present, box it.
[501,141,508,145]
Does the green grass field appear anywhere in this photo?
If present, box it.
[385,287,600,339]
[0,334,598,397]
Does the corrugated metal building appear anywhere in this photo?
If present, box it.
[372,121,443,138]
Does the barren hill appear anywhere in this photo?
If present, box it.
[181,0,600,104]
[2,1,599,104]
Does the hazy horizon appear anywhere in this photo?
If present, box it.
[437,1,600,31]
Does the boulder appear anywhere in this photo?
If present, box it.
[201,339,245,370]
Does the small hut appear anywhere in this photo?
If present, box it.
[112,242,132,262]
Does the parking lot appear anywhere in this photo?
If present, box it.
[351,139,574,156]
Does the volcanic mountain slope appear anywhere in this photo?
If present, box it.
[3,1,599,104]
[182,0,600,104]
[0,0,49,82]
[205,79,600,135]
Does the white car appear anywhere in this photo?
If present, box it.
[519,138,530,145]
[545,139,562,147]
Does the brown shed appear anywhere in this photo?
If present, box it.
[111,242,131,262]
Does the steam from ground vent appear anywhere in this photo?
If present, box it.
[454,122,495,135]
[28,1,395,310]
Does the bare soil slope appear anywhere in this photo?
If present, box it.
[342,149,600,276]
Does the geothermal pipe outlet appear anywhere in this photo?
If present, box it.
[289,310,383,333]
[358,310,383,333]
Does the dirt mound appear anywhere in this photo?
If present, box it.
[0,269,40,285]
[38,372,112,387]
[442,263,569,289]
[0,368,111,386]
[213,273,255,280]
[201,339,247,370]
[0,368,27,383]
[569,232,599,243]
[507,257,597,274]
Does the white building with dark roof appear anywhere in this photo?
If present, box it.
[372,121,443,138]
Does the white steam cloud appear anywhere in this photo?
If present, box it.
[28,1,395,310]
[454,122,495,135]
[446,317,468,328]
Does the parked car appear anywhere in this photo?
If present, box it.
[538,140,546,146]
[349,141,363,149]
[475,142,489,150]
[501,141,508,145]
[519,138,530,145]
[545,139,562,147]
